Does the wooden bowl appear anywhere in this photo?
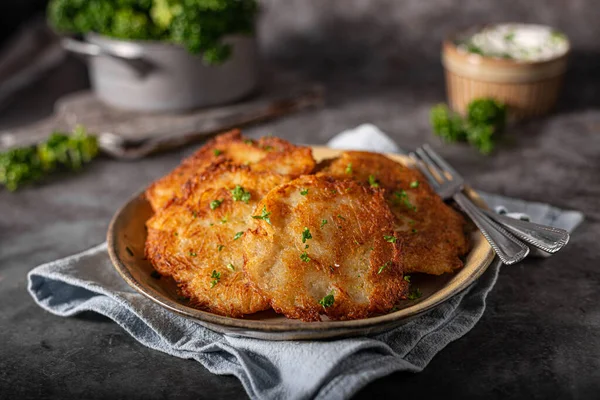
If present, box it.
[442,26,570,119]
[107,148,495,340]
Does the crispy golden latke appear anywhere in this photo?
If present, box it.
[145,162,291,317]
[145,129,316,211]
[242,174,409,322]
[318,151,470,275]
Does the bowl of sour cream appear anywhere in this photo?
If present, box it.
[442,23,570,119]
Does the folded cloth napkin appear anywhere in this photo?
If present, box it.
[28,125,584,400]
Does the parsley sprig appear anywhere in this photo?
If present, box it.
[210,199,223,210]
[252,206,272,225]
[302,227,312,243]
[210,270,221,288]
[231,185,251,203]
[318,291,335,308]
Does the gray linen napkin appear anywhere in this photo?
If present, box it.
[27,125,583,400]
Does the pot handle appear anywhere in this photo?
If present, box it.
[61,36,152,76]
[61,37,144,60]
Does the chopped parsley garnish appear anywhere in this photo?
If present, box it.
[227,263,235,271]
[337,215,345,220]
[221,216,228,224]
[217,244,224,252]
[384,235,397,243]
[231,185,251,203]
[243,139,253,145]
[300,188,309,196]
[345,163,353,174]
[233,231,244,240]
[378,261,392,274]
[403,274,411,282]
[410,180,420,188]
[210,270,221,288]
[213,149,223,156]
[412,228,418,233]
[300,252,311,262]
[263,145,273,151]
[394,190,417,211]
[189,251,197,257]
[125,246,134,256]
[301,227,312,243]
[252,206,272,225]
[192,211,198,218]
[318,291,335,308]
[210,199,223,210]
[321,219,328,228]
[368,174,380,188]
[408,288,422,300]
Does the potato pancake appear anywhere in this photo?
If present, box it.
[145,129,316,211]
[318,151,470,275]
[145,162,291,317]
[242,174,409,322]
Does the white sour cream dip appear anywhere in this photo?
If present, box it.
[458,23,569,62]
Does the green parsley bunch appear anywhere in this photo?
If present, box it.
[430,98,507,154]
[0,126,99,191]
[47,0,258,64]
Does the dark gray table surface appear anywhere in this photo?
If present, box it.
[2,51,600,400]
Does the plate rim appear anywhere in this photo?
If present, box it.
[107,147,495,337]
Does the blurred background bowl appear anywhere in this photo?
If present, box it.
[442,25,570,119]
[64,34,259,113]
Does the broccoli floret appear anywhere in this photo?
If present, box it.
[467,98,507,131]
[429,98,507,155]
[430,104,467,143]
[0,126,99,191]
[47,0,258,64]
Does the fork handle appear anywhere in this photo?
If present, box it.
[481,209,570,254]
[453,192,530,265]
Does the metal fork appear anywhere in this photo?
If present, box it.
[409,147,530,265]
[414,144,570,255]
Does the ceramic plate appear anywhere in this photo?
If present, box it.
[107,147,494,340]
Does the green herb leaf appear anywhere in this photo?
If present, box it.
[320,219,328,228]
[410,180,419,188]
[213,149,223,156]
[403,274,411,282]
[217,244,224,252]
[189,251,197,257]
[231,185,251,203]
[378,260,392,274]
[210,199,223,210]
[300,188,308,196]
[368,174,379,188]
[233,231,244,240]
[408,287,422,300]
[300,252,311,262]
[210,270,221,288]
[345,163,353,174]
[301,227,312,243]
[383,235,397,243]
[252,206,272,225]
[318,291,335,308]
[227,263,235,271]
[394,190,417,211]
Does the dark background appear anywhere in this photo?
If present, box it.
[1,1,600,399]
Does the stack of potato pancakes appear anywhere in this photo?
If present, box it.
[145,130,469,322]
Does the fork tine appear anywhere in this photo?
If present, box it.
[422,144,461,179]
[409,152,440,187]
[415,148,449,183]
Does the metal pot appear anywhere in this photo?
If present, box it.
[62,34,259,112]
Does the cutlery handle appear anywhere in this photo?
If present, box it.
[453,192,530,265]
[481,210,570,254]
